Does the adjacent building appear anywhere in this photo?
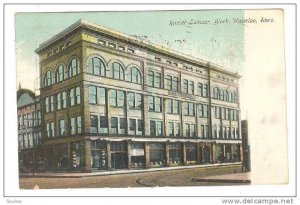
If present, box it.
[242,120,250,171]
[17,87,41,172]
[30,19,242,172]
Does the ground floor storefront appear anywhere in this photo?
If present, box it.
[19,139,242,173]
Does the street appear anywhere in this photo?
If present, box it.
[19,166,250,189]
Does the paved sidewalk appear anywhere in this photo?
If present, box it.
[192,172,251,183]
[19,162,242,178]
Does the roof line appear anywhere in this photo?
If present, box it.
[35,19,241,78]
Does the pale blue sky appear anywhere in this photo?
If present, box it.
[15,10,244,92]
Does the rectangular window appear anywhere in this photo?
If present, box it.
[183,102,189,115]
[46,123,50,137]
[57,92,61,110]
[137,120,143,135]
[59,119,65,136]
[201,125,205,138]
[99,116,108,133]
[110,89,117,106]
[70,117,76,135]
[167,99,172,113]
[172,77,179,91]
[156,121,163,136]
[215,106,219,119]
[110,117,118,134]
[198,83,203,96]
[129,119,136,135]
[173,100,179,114]
[189,81,194,94]
[119,118,126,135]
[128,92,134,108]
[150,120,156,136]
[175,123,180,137]
[188,102,194,116]
[203,104,208,117]
[191,124,196,137]
[185,123,190,137]
[50,122,54,137]
[89,86,96,104]
[70,88,75,106]
[183,79,188,93]
[199,104,203,117]
[117,90,125,107]
[77,116,82,134]
[50,96,54,111]
[203,84,208,97]
[214,126,218,138]
[136,93,142,109]
[223,127,227,138]
[97,87,106,105]
[90,115,98,133]
[62,92,67,108]
[169,122,174,136]
[28,113,33,127]
[222,107,225,120]
[44,97,48,113]
[154,72,161,88]
[75,87,81,104]
[206,125,210,138]
[148,96,154,111]
[38,111,41,125]
[147,71,154,87]
[227,108,231,120]
[149,120,163,136]
[166,75,172,90]
[155,97,162,112]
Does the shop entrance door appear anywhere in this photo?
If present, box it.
[111,142,127,170]
[111,152,127,169]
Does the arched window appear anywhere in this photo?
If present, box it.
[224,90,229,101]
[129,66,142,84]
[213,87,220,99]
[112,62,124,80]
[68,58,79,78]
[44,70,52,87]
[55,64,65,83]
[219,89,224,101]
[88,57,106,76]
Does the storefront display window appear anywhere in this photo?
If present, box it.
[91,140,107,170]
[129,143,145,168]
[186,143,197,163]
[149,143,165,167]
[169,143,182,165]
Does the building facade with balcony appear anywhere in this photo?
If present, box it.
[34,19,242,172]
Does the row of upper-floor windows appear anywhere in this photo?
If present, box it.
[42,56,237,103]
[212,87,238,103]
[44,86,80,113]
[43,57,142,87]
[88,85,238,120]
[46,115,82,138]
[88,114,239,139]
[18,111,41,129]
[18,131,41,149]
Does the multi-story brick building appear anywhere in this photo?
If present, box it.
[17,87,42,172]
[33,19,242,172]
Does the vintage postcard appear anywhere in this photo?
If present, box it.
[2,3,296,202]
